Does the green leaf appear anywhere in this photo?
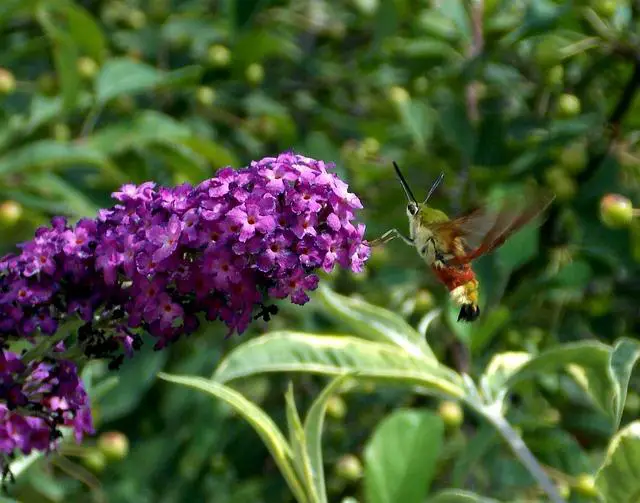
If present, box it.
[233,30,301,66]
[23,172,98,217]
[608,338,640,431]
[316,285,435,360]
[503,342,614,417]
[182,137,240,169]
[451,424,498,488]
[56,0,107,63]
[284,383,319,503]
[437,98,476,159]
[596,420,640,502]
[96,58,201,104]
[428,490,499,503]
[495,223,540,273]
[158,373,308,503]
[99,344,168,423]
[36,6,81,112]
[212,331,465,399]
[364,409,444,503]
[0,140,110,175]
[394,98,435,151]
[304,373,354,503]
[85,111,192,155]
[481,351,532,403]
[505,341,611,389]
[372,0,398,50]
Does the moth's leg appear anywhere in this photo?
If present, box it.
[428,237,449,269]
[369,228,413,247]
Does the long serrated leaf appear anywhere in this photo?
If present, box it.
[95,58,201,104]
[36,6,80,112]
[596,420,640,502]
[284,383,319,503]
[158,373,309,503]
[212,331,464,399]
[24,172,99,217]
[504,341,611,389]
[427,489,500,503]
[85,111,191,154]
[57,0,107,63]
[0,140,109,175]
[608,338,640,431]
[364,409,444,503]
[316,285,435,360]
[304,373,354,503]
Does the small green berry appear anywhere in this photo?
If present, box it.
[245,63,265,85]
[207,45,231,67]
[388,86,409,104]
[599,193,634,228]
[438,401,464,429]
[0,201,23,226]
[97,431,130,461]
[82,449,107,473]
[195,86,216,107]
[557,93,581,117]
[335,454,363,481]
[77,57,99,79]
[0,68,16,94]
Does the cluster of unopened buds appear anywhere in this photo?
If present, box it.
[0,152,370,477]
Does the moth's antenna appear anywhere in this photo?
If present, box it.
[392,161,418,204]
[424,172,444,204]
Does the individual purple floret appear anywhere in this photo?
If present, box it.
[0,151,370,356]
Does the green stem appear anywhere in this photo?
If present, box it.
[480,407,565,503]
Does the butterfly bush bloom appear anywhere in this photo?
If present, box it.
[0,152,369,471]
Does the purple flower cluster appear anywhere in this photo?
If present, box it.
[0,347,93,471]
[0,152,369,471]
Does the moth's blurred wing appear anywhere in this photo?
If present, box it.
[432,191,555,265]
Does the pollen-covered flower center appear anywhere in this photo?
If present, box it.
[247,216,257,225]
[221,263,230,272]
[270,244,280,252]
[303,194,311,200]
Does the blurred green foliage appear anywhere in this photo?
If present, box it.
[2,0,640,502]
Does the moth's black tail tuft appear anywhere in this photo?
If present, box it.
[457,303,480,322]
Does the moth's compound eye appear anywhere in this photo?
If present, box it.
[407,203,418,215]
